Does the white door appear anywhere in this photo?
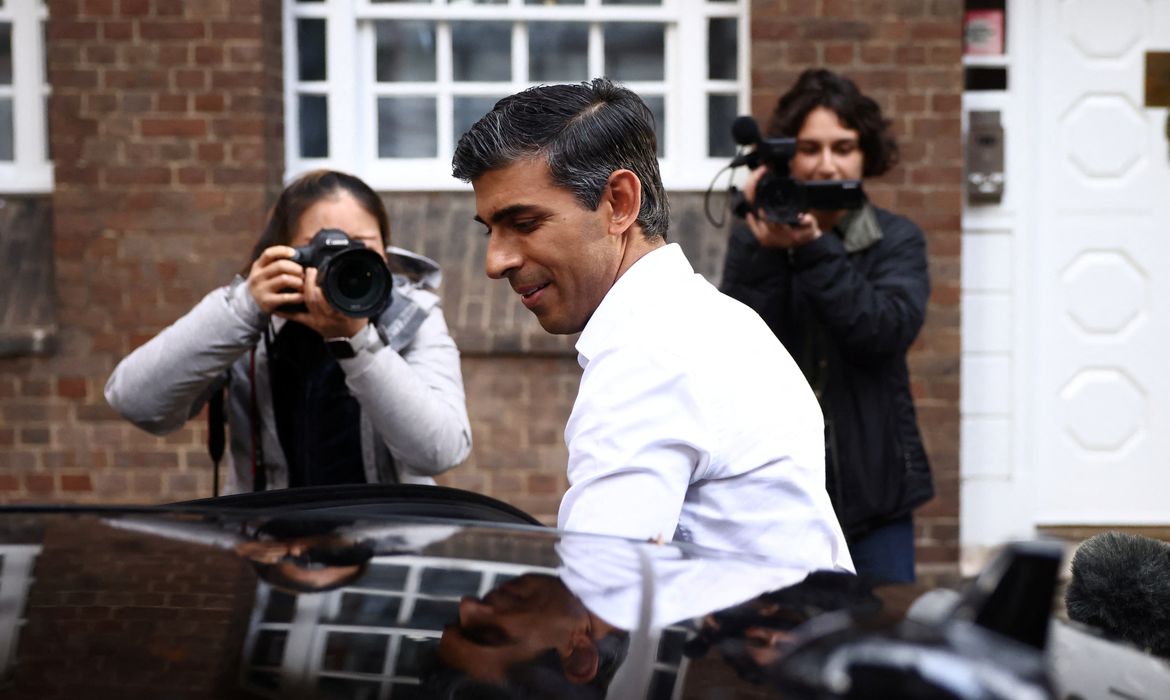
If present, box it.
[1031,0,1170,523]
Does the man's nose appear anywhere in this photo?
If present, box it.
[458,596,493,624]
[484,234,520,280]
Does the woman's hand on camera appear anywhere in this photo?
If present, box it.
[287,267,368,339]
[746,210,822,249]
[743,166,822,250]
[248,246,305,314]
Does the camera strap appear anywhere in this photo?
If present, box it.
[250,343,266,492]
[208,379,225,497]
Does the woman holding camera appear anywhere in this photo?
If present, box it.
[106,169,471,493]
[720,70,933,583]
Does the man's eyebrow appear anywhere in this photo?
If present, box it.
[473,203,545,227]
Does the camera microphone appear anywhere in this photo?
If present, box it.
[728,117,763,169]
[731,116,761,147]
[1065,531,1170,658]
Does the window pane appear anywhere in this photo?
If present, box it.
[529,22,588,82]
[643,94,665,158]
[262,590,297,623]
[604,23,664,81]
[454,96,500,146]
[525,0,584,4]
[708,94,737,157]
[363,563,410,590]
[299,94,328,158]
[0,23,11,85]
[0,98,11,161]
[250,629,288,667]
[376,20,436,82]
[708,17,737,80]
[297,18,326,81]
[322,632,388,674]
[452,21,510,82]
[420,567,482,596]
[378,97,436,157]
[603,0,661,4]
[447,0,506,4]
[408,598,459,628]
[395,636,430,676]
[329,592,402,625]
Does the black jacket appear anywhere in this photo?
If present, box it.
[720,205,933,537]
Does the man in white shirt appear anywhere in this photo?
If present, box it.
[452,78,852,575]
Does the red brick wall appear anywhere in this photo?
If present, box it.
[750,0,964,579]
[9,516,256,699]
[0,0,284,500]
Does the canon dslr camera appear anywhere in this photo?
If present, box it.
[278,228,393,319]
[728,115,865,225]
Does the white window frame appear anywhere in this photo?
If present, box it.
[284,0,749,191]
[241,555,556,697]
[240,553,694,697]
[0,545,41,679]
[0,0,51,194]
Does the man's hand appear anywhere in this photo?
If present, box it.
[743,166,822,250]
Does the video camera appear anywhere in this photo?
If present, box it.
[278,228,393,319]
[727,115,865,226]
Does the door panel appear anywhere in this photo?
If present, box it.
[1032,0,1170,523]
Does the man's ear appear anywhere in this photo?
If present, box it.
[602,169,642,237]
[559,634,600,685]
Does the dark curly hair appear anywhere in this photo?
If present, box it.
[766,69,899,178]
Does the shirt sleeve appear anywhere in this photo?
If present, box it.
[558,346,709,542]
[337,304,472,477]
[104,280,266,436]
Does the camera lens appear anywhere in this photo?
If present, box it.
[319,248,393,318]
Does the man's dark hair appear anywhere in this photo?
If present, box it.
[766,69,899,178]
[452,77,669,240]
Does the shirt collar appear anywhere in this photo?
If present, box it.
[835,203,882,253]
[575,242,688,367]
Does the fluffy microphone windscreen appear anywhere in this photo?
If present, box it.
[1065,531,1170,658]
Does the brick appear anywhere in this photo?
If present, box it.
[61,474,94,492]
[139,20,206,42]
[102,19,134,41]
[82,0,116,16]
[25,474,55,495]
[140,117,208,138]
[119,0,151,16]
[57,377,89,399]
[49,19,100,41]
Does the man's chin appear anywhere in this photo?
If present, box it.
[535,316,585,335]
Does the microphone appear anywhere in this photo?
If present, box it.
[1065,531,1170,658]
[728,116,764,169]
[731,115,761,147]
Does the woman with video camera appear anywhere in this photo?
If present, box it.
[720,69,932,584]
[106,169,471,494]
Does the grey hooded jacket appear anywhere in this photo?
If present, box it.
[105,247,471,494]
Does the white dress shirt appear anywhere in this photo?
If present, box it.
[560,243,853,572]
